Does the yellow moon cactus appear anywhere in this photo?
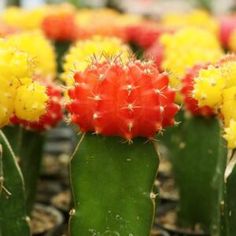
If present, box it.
[224,120,236,149]
[14,82,48,122]
[62,36,131,86]
[0,39,48,128]
[193,56,236,148]
[160,27,223,99]
[6,30,56,78]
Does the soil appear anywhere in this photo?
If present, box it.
[31,204,63,235]
[41,154,70,181]
[51,190,71,212]
[158,157,173,178]
[156,178,179,201]
[36,179,63,204]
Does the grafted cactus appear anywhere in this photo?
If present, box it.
[66,58,179,235]
[4,80,63,213]
[172,54,236,235]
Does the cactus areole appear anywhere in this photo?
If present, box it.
[67,59,178,235]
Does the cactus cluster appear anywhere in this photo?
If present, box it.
[0,3,75,31]
[2,3,236,236]
[162,9,219,34]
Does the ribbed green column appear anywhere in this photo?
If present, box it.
[3,127,45,214]
[159,112,227,231]
[69,134,159,236]
[0,131,30,236]
[220,156,236,236]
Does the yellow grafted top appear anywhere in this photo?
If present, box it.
[224,120,236,149]
[193,58,236,148]
[162,10,219,34]
[0,39,48,128]
[160,27,223,99]
[6,30,56,78]
[1,3,75,30]
[62,36,131,86]
[221,87,236,126]
[193,66,224,108]
[1,6,49,30]
[14,82,48,121]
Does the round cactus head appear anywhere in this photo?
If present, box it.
[191,54,236,148]
[67,58,179,141]
[42,13,78,42]
[11,80,63,132]
[181,64,215,117]
[0,39,49,128]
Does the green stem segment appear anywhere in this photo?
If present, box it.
[159,112,227,231]
[55,41,71,74]
[220,155,236,236]
[3,127,45,214]
[19,131,45,214]
[69,134,159,236]
[0,131,30,236]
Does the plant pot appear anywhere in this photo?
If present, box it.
[31,203,64,236]
[155,203,209,236]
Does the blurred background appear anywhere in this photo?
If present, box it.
[1,0,235,15]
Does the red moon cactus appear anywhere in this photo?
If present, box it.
[67,59,179,140]
[42,13,78,41]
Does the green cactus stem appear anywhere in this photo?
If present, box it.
[69,133,159,236]
[0,130,30,236]
[55,41,71,73]
[129,42,144,60]
[210,136,227,236]
[159,111,227,231]
[219,153,236,236]
[3,126,45,214]
[19,130,45,214]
